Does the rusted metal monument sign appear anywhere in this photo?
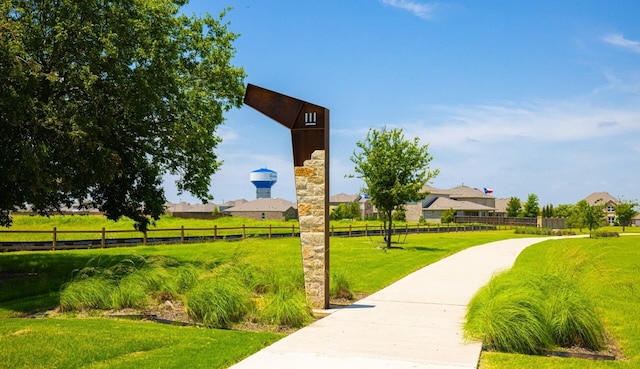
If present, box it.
[244,84,330,309]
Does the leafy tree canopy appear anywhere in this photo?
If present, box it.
[350,127,439,248]
[331,201,361,221]
[506,197,521,217]
[0,1,245,229]
[440,207,456,224]
[614,197,639,232]
[522,194,540,218]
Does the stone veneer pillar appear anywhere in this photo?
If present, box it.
[294,150,329,309]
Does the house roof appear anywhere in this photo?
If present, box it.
[225,198,296,212]
[330,193,361,203]
[444,185,494,199]
[421,185,449,196]
[421,184,494,199]
[583,192,618,206]
[424,197,495,211]
[219,199,248,207]
[165,202,217,213]
[494,198,510,213]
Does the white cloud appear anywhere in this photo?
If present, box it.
[602,33,640,53]
[381,0,438,20]
[403,100,640,151]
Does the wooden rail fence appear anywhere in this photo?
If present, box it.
[0,222,498,252]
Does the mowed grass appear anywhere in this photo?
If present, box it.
[0,318,281,369]
[478,235,640,369]
[0,229,527,368]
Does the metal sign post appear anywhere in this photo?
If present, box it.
[244,84,330,309]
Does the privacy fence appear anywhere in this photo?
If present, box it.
[0,222,499,252]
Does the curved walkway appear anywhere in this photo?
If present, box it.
[230,237,555,369]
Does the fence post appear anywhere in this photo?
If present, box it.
[349,224,352,237]
[214,225,217,240]
[181,225,185,244]
[242,224,246,239]
[101,227,106,248]
[143,231,147,245]
[365,224,368,237]
[52,227,57,251]
[292,224,295,237]
[268,225,272,239]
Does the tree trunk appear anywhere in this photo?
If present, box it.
[386,210,393,249]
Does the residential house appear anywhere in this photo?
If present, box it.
[223,198,297,221]
[406,185,496,223]
[329,193,374,219]
[583,192,618,225]
[165,202,219,219]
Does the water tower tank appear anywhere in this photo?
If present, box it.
[250,168,277,199]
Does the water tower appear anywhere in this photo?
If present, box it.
[250,168,277,199]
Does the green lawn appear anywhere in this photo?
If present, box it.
[0,229,526,369]
[0,318,281,369]
[478,235,640,369]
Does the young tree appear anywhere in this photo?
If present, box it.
[522,194,540,218]
[506,197,522,217]
[440,208,456,224]
[351,128,439,249]
[584,199,606,238]
[331,201,361,220]
[0,1,245,229]
[614,198,639,232]
[567,200,588,231]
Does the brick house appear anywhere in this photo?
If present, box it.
[223,198,297,221]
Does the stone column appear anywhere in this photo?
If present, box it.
[295,150,329,309]
[243,83,330,309]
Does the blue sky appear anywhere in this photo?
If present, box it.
[165,0,640,206]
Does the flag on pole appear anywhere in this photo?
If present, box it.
[483,187,494,194]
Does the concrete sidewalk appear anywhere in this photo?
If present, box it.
[230,237,554,369]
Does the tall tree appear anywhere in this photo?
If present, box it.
[506,197,522,217]
[0,1,245,229]
[522,194,540,218]
[351,127,439,249]
[614,197,639,232]
[554,204,573,218]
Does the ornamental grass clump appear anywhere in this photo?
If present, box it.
[538,275,605,351]
[465,271,553,354]
[185,276,255,329]
[259,288,313,328]
[60,256,203,310]
[330,271,353,300]
[465,267,606,355]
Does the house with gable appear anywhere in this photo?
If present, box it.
[405,184,496,223]
[329,193,374,219]
[583,191,619,226]
[223,198,297,221]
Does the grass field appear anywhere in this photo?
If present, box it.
[477,235,640,369]
[0,227,529,369]
[1,214,637,369]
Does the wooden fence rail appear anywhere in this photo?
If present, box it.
[0,222,499,252]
